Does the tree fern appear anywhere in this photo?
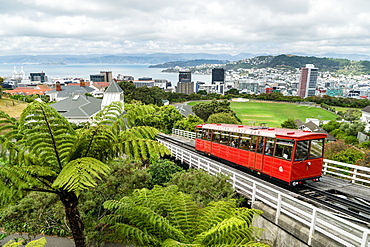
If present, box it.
[0,101,179,247]
[52,157,110,195]
[94,101,126,133]
[102,186,268,247]
[124,103,157,127]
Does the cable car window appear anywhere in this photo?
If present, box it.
[274,139,293,160]
[212,131,221,143]
[295,140,309,161]
[220,132,230,145]
[239,134,251,150]
[199,129,210,140]
[249,136,258,152]
[265,137,275,156]
[229,134,240,148]
[257,137,265,153]
[309,139,324,159]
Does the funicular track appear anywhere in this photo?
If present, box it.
[157,134,370,227]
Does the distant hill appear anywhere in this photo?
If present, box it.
[149,59,229,68]
[223,54,370,74]
[0,53,255,65]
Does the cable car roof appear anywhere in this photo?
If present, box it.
[196,123,328,140]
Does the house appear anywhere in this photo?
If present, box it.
[46,81,97,102]
[50,80,124,124]
[361,106,370,132]
[90,81,110,98]
[7,85,52,96]
[294,119,336,141]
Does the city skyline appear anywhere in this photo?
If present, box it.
[2,0,370,56]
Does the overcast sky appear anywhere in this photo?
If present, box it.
[1,0,370,56]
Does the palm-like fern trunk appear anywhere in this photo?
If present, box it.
[59,191,86,247]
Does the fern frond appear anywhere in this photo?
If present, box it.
[69,125,118,162]
[163,190,198,238]
[3,237,47,247]
[210,242,270,247]
[94,101,126,133]
[109,223,160,246]
[121,139,170,160]
[194,217,247,245]
[197,200,238,234]
[17,102,76,169]
[25,237,47,247]
[124,104,157,128]
[0,111,19,139]
[52,157,110,194]
[120,126,159,140]
[162,238,204,247]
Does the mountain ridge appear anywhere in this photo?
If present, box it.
[1,52,370,65]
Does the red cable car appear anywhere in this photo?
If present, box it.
[195,123,327,186]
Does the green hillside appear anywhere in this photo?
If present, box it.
[224,54,370,75]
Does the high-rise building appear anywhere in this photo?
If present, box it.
[298,64,318,98]
[30,72,48,83]
[176,70,194,94]
[90,71,113,83]
[179,70,191,83]
[212,68,225,84]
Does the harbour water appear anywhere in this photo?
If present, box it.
[0,63,211,86]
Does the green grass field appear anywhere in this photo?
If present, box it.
[188,100,339,127]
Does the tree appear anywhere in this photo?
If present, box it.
[331,149,364,164]
[207,112,241,124]
[125,103,183,134]
[192,99,235,122]
[197,90,208,96]
[0,159,154,245]
[0,101,170,247]
[131,86,167,106]
[225,88,239,95]
[173,114,203,132]
[101,185,268,247]
[339,121,365,136]
[147,159,183,186]
[322,120,341,133]
[166,169,236,207]
[280,118,297,129]
[324,139,350,159]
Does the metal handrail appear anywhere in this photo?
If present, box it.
[159,138,370,247]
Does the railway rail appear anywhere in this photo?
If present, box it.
[157,133,370,227]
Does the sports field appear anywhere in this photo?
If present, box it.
[189,100,339,127]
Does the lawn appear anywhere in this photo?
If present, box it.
[188,100,339,127]
[0,98,28,118]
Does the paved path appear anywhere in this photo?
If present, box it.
[173,102,194,117]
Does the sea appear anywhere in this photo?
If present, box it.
[0,63,211,86]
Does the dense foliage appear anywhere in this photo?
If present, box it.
[206,112,242,124]
[192,99,238,122]
[280,118,298,129]
[166,169,237,207]
[101,185,268,247]
[147,159,184,186]
[0,102,170,247]
[124,103,184,134]
[173,114,204,132]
